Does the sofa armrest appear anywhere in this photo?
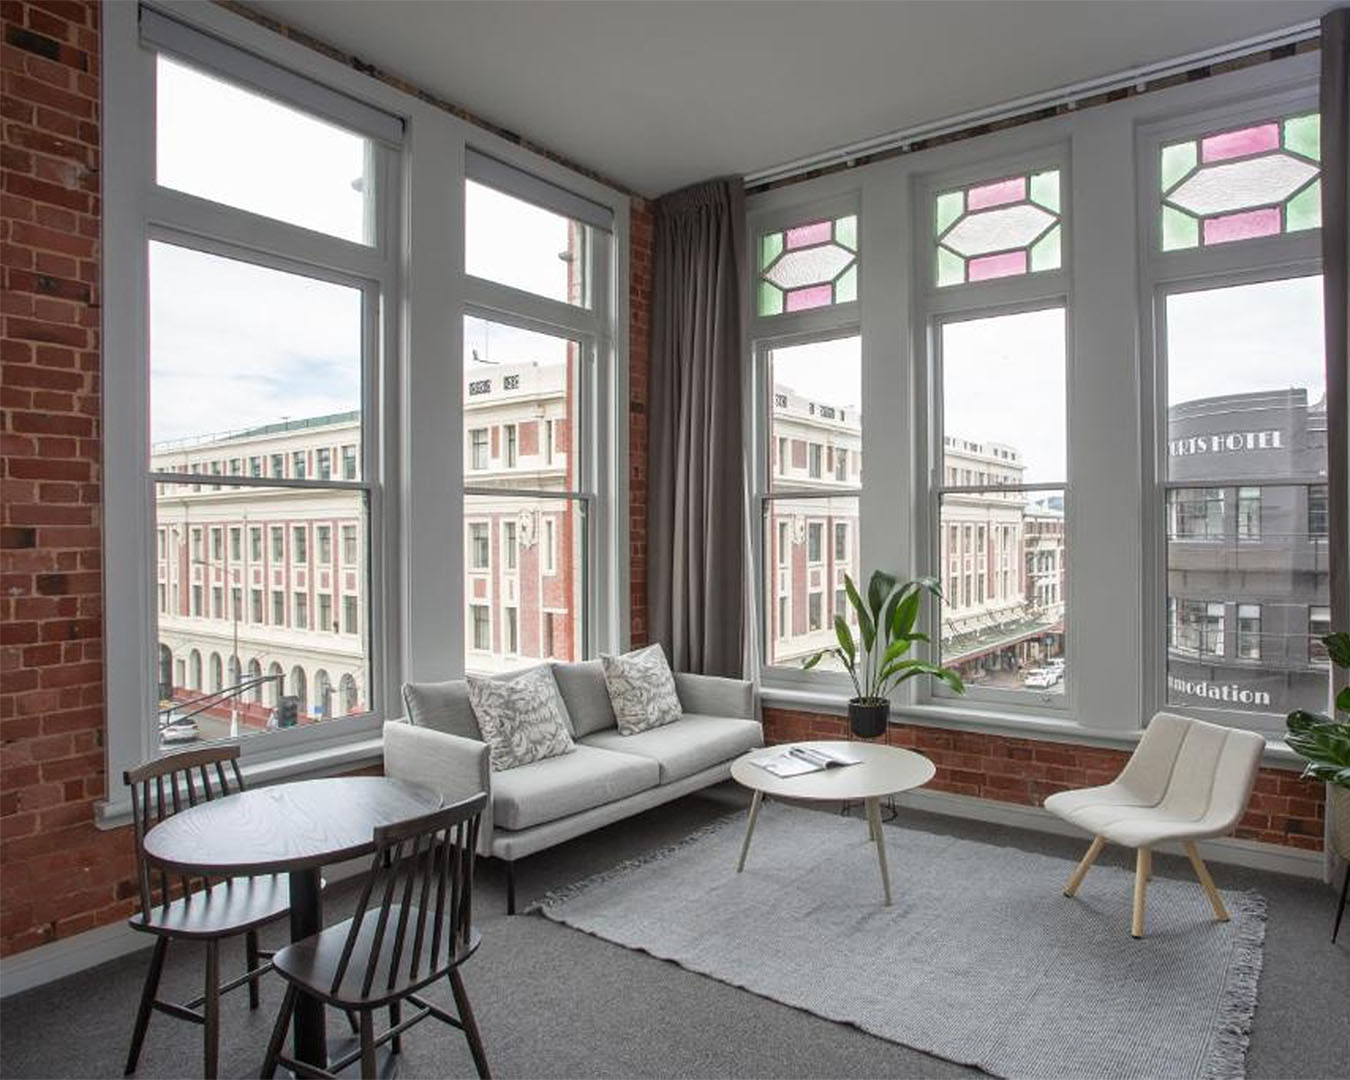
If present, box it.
[674,673,757,721]
[383,721,494,851]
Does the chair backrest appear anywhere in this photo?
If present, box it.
[1118,711,1265,829]
[124,745,245,916]
[332,792,487,1000]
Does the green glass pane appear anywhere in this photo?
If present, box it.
[834,214,858,251]
[1161,205,1198,251]
[1160,141,1197,193]
[1029,170,1060,212]
[834,263,857,303]
[935,191,963,237]
[759,231,784,272]
[1030,224,1061,272]
[936,246,964,287]
[1282,113,1320,162]
[758,280,783,316]
[1285,179,1321,232]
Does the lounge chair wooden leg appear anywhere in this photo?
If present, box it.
[1132,847,1151,939]
[1183,840,1229,922]
[1063,835,1105,897]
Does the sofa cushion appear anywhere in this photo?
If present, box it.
[551,660,618,737]
[402,679,480,740]
[491,745,660,831]
[601,644,683,735]
[580,715,763,784]
[467,665,575,772]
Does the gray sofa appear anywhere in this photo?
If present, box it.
[383,660,762,912]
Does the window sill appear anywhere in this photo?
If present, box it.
[94,734,385,830]
[758,685,1305,768]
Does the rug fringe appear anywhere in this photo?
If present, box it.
[525,810,746,915]
[1202,889,1267,1080]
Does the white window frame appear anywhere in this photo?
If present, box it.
[102,2,631,824]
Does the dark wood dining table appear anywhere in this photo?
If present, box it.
[142,775,442,1071]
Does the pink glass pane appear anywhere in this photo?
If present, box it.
[967,250,1027,281]
[1202,206,1281,245]
[966,177,1026,211]
[785,284,833,311]
[785,221,832,249]
[1200,123,1279,163]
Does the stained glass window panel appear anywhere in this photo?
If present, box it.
[757,214,858,316]
[1160,112,1321,251]
[934,169,1061,286]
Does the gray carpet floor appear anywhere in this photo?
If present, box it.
[2,783,1347,1079]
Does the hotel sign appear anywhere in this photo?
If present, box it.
[1167,674,1271,709]
[1168,430,1282,457]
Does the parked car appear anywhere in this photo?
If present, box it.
[158,709,199,745]
[1023,668,1060,689]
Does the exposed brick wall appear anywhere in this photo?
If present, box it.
[764,708,1327,852]
[628,199,653,648]
[0,0,128,956]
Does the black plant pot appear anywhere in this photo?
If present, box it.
[848,697,889,739]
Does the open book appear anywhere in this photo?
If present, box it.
[754,745,861,778]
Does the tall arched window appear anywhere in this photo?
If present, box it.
[189,649,202,690]
[314,670,332,719]
[267,662,284,706]
[290,666,307,713]
[210,653,223,693]
[339,673,358,715]
[248,659,262,703]
[227,655,241,694]
[157,644,173,700]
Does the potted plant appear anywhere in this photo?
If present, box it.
[1285,630,1350,941]
[801,570,964,738]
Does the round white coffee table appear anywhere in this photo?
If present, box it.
[730,740,936,906]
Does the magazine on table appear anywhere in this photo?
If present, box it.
[754,745,862,778]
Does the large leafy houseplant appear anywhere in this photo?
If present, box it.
[1286,631,1350,788]
[802,570,964,737]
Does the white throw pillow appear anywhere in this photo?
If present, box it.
[466,665,575,771]
[601,644,683,735]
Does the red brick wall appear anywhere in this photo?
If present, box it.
[0,0,132,956]
[628,199,653,648]
[763,708,1326,851]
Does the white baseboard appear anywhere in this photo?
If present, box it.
[893,787,1326,879]
[0,856,369,1000]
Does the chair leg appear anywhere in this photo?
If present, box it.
[449,968,491,1079]
[203,940,220,1079]
[124,937,168,1076]
[1333,863,1349,944]
[245,929,261,1009]
[359,1010,377,1080]
[261,984,298,1080]
[1132,847,1151,939]
[1063,835,1105,898]
[1183,840,1229,922]
[390,1001,402,1055]
[505,860,516,916]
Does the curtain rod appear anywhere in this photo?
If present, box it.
[745,19,1321,190]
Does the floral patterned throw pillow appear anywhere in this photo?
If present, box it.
[466,665,575,771]
[601,644,684,735]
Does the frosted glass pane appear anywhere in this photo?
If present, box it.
[835,214,858,251]
[759,280,784,316]
[1161,141,1197,192]
[937,247,965,287]
[1168,154,1317,216]
[763,244,854,289]
[760,232,784,271]
[1029,170,1060,212]
[942,204,1056,257]
[1282,114,1320,162]
[936,192,964,236]
[1030,225,1061,271]
[834,264,857,304]
[1161,205,1199,250]
[1285,179,1321,232]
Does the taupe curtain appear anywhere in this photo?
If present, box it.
[647,178,747,676]
[1324,10,1349,646]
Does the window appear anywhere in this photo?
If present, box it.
[504,608,519,654]
[344,595,359,635]
[470,605,491,651]
[833,449,848,482]
[1309,606,1331,664]
[469,429,489,471]
[777,436,788,476]
[191,585,203,617]
[318,594,332,633]
[292,451,307,480]
[317,525,332,564]
[1160,277,1327,725]
[249,456,262,478]
[317,447,331,480]
[503,520,517,571]
[808,591,824,631]
[544,419,556,465]
[757,213,858,315]
[808,444,823,479]
[807,522,824,564]
[229,527,241,561]
[833,522,848,561]
[292,526,308,562]
[1308,484,1328,536]
[190,527,203,561]
[271,527,284,561]
[294,592,308,630]
[934,307,1068,699]
[251,589,263,623]
[465,177,591,307]
[504,424,518,468]
[1160,112,1320,251]
[342,444,357,480]
[935,168,1061,286]
[469,522,490,570]
[341,525,358,565]
[543,517,557,573]
[272,591,285,626]
[210,527,223,560]
[249,527,261,560]
[777,520,790,567]
[270,453,284,479]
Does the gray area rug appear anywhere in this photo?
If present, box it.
[535,803,1266,1080]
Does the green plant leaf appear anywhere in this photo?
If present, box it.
[892,588,921,640]
[1324,631,1350,668]
[834,615,856,663]
[845,575,875,653]
[868,570,897,623]
[1336,685,1350,715]
[1287,710,1330,733]
[801,651,824,670]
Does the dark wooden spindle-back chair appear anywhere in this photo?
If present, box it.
[262,792,491,1080]
[123,745,292,1078]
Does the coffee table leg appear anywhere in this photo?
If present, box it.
[737,790,764,872]
[288,869,327,1069]
[866,798,893,906]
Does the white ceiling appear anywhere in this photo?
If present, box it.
[247,0,1328,197]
